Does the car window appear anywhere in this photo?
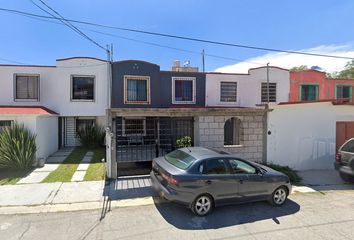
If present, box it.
[228,159,256,174]
[202,159,229,174]
[164,149,196,170]
[341,139,354,153]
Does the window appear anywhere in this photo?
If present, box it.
[76,119,95,134]
[72,76,95,101]
[123,118,146,136]
[201,159,229,174]
[336,85,352,99]
[220,82,237,102]
[164,150,196,170]
[341,139,354,153]
[15,75,39,101]
[228,159,256,174]
[224,117,242,146]
[124,75,150,104]
[172,77,196,104]
[0,121,12,132]
[300,84,318,101]
[261,82,277,102]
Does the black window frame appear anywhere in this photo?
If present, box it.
[75,118,96,135]
[0,120,13,132]
[14,74,40,101]
[71,75,95,101]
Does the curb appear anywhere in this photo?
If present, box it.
[0,197,160,215]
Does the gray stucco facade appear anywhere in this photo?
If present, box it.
[111,60,206,108]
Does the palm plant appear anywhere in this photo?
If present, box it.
[77,125,105,148]
[0,123,37,170]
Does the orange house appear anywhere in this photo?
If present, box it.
[290,70,354,102]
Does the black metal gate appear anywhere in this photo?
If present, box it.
[116,117,194,162]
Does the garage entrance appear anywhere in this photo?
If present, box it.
[116,117,194,163]
[336,121,354,151]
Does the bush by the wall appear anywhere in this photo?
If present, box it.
[176,136,192,148]
[0,123,37,170]
[267,163,302,184]
[77,125,105,148]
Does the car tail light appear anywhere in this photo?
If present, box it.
[336,152,342,163]
[161,172,178,185]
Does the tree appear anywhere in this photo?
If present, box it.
[289,65,309,71]
[334,60,354,79]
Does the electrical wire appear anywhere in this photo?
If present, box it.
[0,7,353,60]
[28,0,107,52]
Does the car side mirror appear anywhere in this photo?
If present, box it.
[256,168,263,176]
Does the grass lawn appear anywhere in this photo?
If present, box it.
[84,148,106,181]
[0,169,33,185]
[42,147,88,183]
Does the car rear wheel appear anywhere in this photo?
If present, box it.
[339,172,354,183]
[192,194,213,216]
[270,186,288,206]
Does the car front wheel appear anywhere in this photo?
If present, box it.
[192,194,213,216]
[270,186,288,206]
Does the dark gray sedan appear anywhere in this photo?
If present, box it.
[150,147,292,216]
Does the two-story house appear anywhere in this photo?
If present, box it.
[0,57,109,161]
[290,69,354,102]
[106,61,290,178]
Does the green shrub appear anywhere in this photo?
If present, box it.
[176,136,192,148]
[267,163,302,184]
[0,123,37,170]
[77,125,105,148]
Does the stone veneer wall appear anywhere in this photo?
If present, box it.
[195,112,266,163]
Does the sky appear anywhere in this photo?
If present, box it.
[0,0,354,73]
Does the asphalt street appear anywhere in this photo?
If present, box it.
[1,190,354,240]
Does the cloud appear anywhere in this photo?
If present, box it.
[214,44,354,73]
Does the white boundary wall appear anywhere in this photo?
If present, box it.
[267,102,354,170]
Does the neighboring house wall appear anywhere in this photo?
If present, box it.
[267,102,354,170]
[0,58,108,117]
[290,70,354,102]
[207,67,290,107]
[36,116,58,160]
[0,114,58,160]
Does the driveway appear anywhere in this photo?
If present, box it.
[1,190,354,240]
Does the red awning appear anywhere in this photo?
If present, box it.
[0,106,58,115]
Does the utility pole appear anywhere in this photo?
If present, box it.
[202,49,205,72]
[266,62,270,104]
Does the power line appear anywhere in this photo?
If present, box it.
[0,57,27,64]
[3,8,266,66]
[0,7,353,60]
[28,1,107,52]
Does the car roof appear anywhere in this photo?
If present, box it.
[178,147,229,160]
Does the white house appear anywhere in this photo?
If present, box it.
[0,57,109,161]
[267,101,354,170]
[206,66,290,108]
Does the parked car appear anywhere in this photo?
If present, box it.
[335,138,354,183]
[150,147,292,216]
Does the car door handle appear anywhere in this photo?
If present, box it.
[205,180,212,185]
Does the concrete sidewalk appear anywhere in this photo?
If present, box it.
[1,170,354,215]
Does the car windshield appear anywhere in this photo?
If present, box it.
[341,139,354,153]
[164,149,196,170]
